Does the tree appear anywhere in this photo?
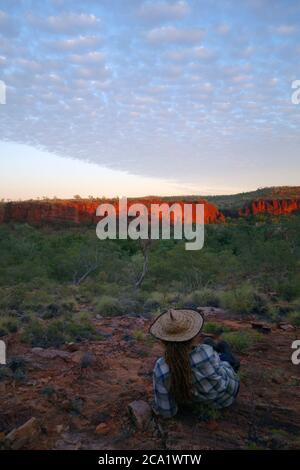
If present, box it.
[135,239,154,289]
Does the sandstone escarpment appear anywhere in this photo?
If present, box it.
[239,199,300,217]
[0,198,224,225]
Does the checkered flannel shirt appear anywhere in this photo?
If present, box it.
[153,344,240,418]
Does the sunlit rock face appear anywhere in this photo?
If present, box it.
[239,199,300,217]
[0,199,225,225]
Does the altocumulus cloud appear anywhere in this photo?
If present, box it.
[0,0,300,190]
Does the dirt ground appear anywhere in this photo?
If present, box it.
[1,308,300,450]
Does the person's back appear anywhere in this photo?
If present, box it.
[150,309,240,418]
[153,343,239,418]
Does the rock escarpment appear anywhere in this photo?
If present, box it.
[0,199,224,225]
[238,199,300,217]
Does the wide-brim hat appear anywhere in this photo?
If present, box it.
[149,308,204,343]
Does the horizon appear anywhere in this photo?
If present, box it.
[1,184,300,203]
[1,1,300,198]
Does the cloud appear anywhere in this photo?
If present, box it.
[166,46,214,61]
[146,26,204,44]
[1,0,300,189]
[217,24,230,35]
[275,24,297,34]
[28,13,101,34]
[76,67,110,80]
[0,10,18,37]
[137,1,190,23]
[69,51,105,64]
[46,35,103,51]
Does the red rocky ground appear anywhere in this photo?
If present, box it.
[1,309,300,450]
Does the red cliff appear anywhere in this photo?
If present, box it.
[0,198,224,225]
[238,199,300,217]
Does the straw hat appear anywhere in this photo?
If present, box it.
[149,308,204,342]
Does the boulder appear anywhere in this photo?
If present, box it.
[5,417,40,450]
[95,423,109,435]
[278,323,295,331]
[31,348,71,360]
[128,400,152,430]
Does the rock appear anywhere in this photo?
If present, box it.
[239,199,300,217]
[128,400,152,430]
[96,314,103,320]
[95,423,109,435]
[206,420,219,431]
[278,323,295,331]
[65,342,79,352]
[0,199,224,226]
[31,348,71,360]
[5,417,40,450]
[251,322,271,334]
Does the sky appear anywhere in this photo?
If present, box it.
[0,0,300,200]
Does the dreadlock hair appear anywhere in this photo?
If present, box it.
[163,339,194,404]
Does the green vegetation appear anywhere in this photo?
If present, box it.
[95,295,123,317]
[203,322,231,335]
[287,311,300,326]
[221,330,263,353]
[22,318,100,348]
[166,186,300,210]
[190,402,221,421]
[0,214,299,346]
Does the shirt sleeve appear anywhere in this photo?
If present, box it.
[153,359,178,418]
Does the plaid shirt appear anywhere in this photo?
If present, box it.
[153,344,240,418]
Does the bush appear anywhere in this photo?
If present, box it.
[132,329,145,341]
[203,322,231,335]
[95,295,123,317]
[22,318,98,347]
[190,402,221,421]
[221,330,263,353]
[219,284,257,314]
[0,317,19,336]
[183,289,220,308]
[143,291,165,312]
[287,311,300,327]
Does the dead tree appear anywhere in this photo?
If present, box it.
[73,247,101,286]
[135,239,153,289]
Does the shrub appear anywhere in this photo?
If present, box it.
[219,284,257,314]
[183,289,220,308]
[287,311,300,327]
[221,330,263,353]
[190,402,221,422]
[143,291,165,312]
[164,291,182,305]
[41,385,56,398]
[95,295,122,317]
[8,356,27,382]
[0,317,19,336]
[203,322,231,335]
[22,318,98,347]
[132,329,145,341]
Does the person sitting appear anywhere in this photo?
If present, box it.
[149,309,240,418]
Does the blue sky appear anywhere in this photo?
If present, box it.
[0,0,300,199]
